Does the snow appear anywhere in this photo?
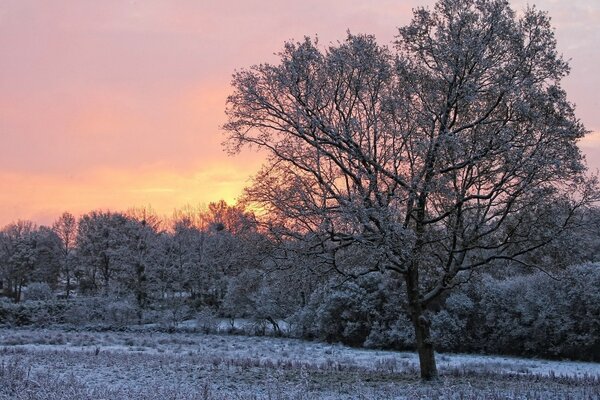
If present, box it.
[0,327,598,399]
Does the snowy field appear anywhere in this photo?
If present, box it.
[0,327,599,399]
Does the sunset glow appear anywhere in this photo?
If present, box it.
[1,0,598,226]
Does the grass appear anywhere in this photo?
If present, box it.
[0,327,598,399]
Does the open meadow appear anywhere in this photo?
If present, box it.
[0,327,598,399]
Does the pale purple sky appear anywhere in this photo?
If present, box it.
[0,0,598,226]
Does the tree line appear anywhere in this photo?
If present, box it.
[1,201,599,361]
[2,0,600,380]
[0,202,261,305]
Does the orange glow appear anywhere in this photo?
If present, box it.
[0,0,597,227]
[0,161,262,226]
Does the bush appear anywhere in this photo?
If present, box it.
[104,299,138,327]
[295,273,410,348]
[0,300,67,326]
[292,263,600,361]
[427,263,600,361]
[24,283,53,301]
[196,308,218,334]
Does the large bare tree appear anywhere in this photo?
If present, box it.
[224,0,597,379]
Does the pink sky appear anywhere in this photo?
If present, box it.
[0,0,598,226]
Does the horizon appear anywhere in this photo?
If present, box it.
[1,0,599,227]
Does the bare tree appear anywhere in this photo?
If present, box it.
[53,212,78,298]
[224,0,597,380]
[126,205,164,232]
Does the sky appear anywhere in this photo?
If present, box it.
[0,0,598,226]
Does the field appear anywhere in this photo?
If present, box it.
[0,327,599,399]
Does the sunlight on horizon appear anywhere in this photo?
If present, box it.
[0,0,598,227]
[0,160,261,226]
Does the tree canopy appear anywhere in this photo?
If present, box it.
[224,0,597,379]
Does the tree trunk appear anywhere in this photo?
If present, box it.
[266,316,282,336]
[66,268,71,299]
[405,271,438,380]
[412,310,437,380]
[15,280,23,304]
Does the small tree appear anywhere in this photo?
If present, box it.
[224,0,597,380]
[53,212,78,298]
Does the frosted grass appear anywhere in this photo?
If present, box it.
[1,327,598,399]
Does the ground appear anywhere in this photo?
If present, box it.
[0,327,598,399]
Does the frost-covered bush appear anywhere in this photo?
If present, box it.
[431,291,474,351]
[157,298,192,329]
[24,282,53,301]
[58,297,115,326]
[294,278,371,346]
[292,263,599,360]
[295,274,411,348]
[196,308,218,334]
[104,299,138,327]
[0,302,30,326]
[559,264,600,359]
[0,300,67,326]
[427,263,600,361]
[322,286,371,345]
[364,317,415,349]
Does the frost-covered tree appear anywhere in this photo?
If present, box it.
[0,222,61,302]
[30,226,62,288]
[148,231,182,301]
[224,0,597,379]
[118,216,159,318]
[201,200,258,235]
[126,205,164,232]
[75,211,132,295]
[75,210,162,314]
[52,212,78,298]
[0,221,37,302]
[168,202,264,307]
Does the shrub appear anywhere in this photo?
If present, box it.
[24,283,53,301]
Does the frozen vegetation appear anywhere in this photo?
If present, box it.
[2,0,600,389]
[0,327,599,399]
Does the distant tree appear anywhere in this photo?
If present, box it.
[75,210,161,316]
[221,269,261,320]
[0,221,60,302]
[224,0,597,379]
[76,211,131,295]
[148,231,185,302]
[30,226,62,288]
[172,216,236,307]
[201,200,258,235]
[171,201,258,234]
[169,216,204,299]
[118,216,160,320]
[126,205,164,232]
[0,221,37,302]
[52,212,78,298]
[222,267,296,335]
[168,202,265,307]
